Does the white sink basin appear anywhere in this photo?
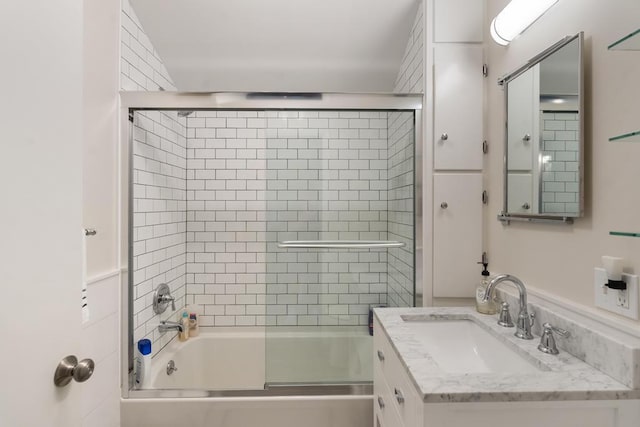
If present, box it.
[400,318,542,374]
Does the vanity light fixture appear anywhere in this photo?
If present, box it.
[602,256,627,291]
[490,0,559,45]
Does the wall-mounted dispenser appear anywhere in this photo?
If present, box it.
[594,256,639,320]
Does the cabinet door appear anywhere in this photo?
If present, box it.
[434,45,484,171]
[507,66,539,171]
[434,0,484,42]
[507,173,534,214]
[433,173,483,298]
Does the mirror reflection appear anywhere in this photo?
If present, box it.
[502,33,583,220]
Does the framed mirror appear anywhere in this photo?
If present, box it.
[498,32,584,224]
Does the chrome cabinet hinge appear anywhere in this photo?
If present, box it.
[483,64,489,77]
[482,140,488,154]
[482,190,488,204]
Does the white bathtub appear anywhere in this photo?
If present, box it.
[122,326,373,427]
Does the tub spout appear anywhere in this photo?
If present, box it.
[159,320,183,333]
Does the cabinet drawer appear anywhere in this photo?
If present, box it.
[374,362,404,427]
[374,317,422,427]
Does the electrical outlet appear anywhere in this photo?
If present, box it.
[617,290,629,309]
[594,268,639,319]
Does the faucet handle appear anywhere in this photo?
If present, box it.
[537,322,570,355]
[497,302,514,328]
[544,322,570,337]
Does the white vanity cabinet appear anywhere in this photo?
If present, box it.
[373,317,423,427]
[373,316,640,427]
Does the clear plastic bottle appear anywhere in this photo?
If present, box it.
[475,258,497,315]
[179,311,190,342]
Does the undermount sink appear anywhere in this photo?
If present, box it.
[400,317,543,374]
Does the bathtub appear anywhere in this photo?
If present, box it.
[122,326,374,427]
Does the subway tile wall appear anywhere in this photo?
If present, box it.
[132,111,188,355]
[125,1,421,334]
[121,0,175,92]
[184,111,406,326]
[541,112,580,214]
[123,0,189,356]
[389,1,421,308]
[394,1,424,94]
[386,112,415,308]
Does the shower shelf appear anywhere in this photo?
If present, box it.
[278,240,406,249]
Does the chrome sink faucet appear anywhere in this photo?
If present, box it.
[483,274,534,340]
[158,320,183,333]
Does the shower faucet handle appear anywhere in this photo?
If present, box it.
[153,283,176,314]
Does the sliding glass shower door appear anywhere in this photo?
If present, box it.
[264,109,416,386]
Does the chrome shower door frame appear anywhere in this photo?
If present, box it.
[119,91,424,398]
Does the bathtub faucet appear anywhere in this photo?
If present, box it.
[158,320,183,333]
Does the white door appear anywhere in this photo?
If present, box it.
[0,1,85,426]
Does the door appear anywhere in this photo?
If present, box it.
[0,1,85,426]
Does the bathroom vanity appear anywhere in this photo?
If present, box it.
[373,307,640,427]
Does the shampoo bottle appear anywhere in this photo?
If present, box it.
[475,255,497,315]
[135,339,152,389]
[186,304,201,337]
[179,311,189,342]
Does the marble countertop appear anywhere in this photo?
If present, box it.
[374,307,640,403]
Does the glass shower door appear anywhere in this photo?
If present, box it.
[264,109,416,386]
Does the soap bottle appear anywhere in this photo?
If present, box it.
[188,312,199,337]
[135,338,152,389]
[179,311,189,342]
[186,304,200,337]
[475,255,497,315]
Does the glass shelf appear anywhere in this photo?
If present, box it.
[608,28,640,50]
[609,130,640,142]
[609,231,640,238]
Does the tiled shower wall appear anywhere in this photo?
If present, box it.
[184,111,398,326]
[386,112,415,308]
[541,112,580,214]
[389,0,421,308]
[131,112,187,354]
[123,0,189,355]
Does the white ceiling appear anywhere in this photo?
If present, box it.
[130,0,420,92]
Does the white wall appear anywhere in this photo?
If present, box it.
[486,0,640,326]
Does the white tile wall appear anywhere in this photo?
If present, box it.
[122,0,188,357]
[394,1,424,94]
[184,111,398,326]
[386,111,415,307]
[132,110,187,356]
[389,2,420,307]
[541,112,580,214]
[121,0,176,91]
